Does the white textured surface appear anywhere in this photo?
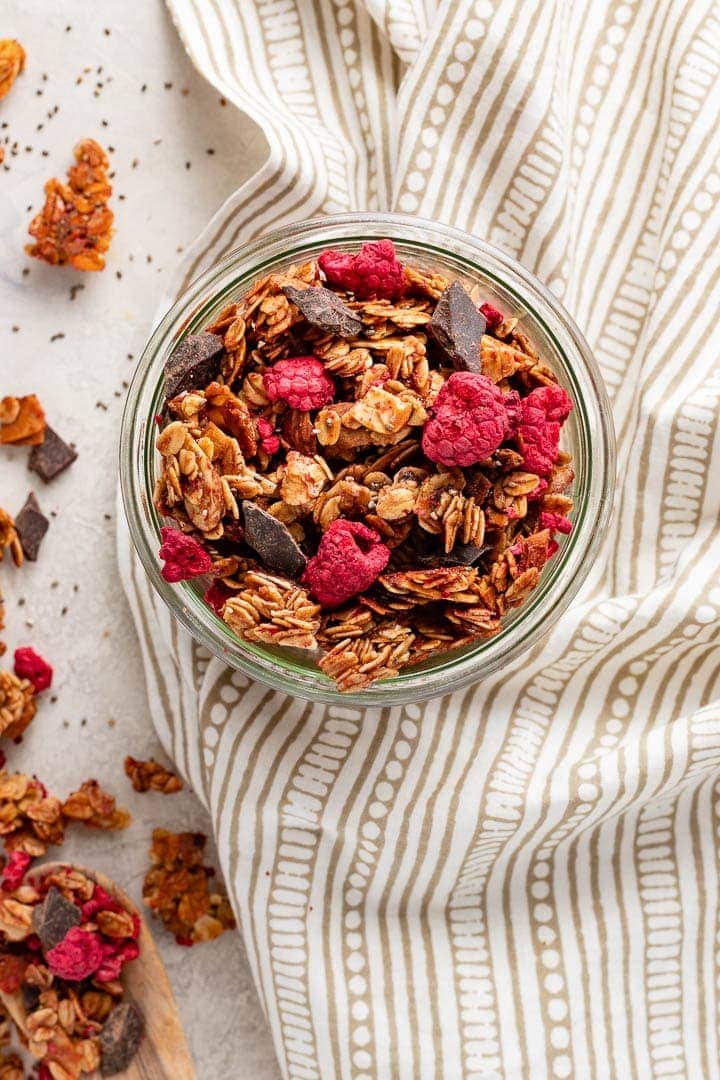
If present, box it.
[1,3,277,1077]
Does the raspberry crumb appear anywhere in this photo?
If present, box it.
[158,526,213,583]
[302,519,390,609]
[480,301,504,329]
[539,511,573,535]
[46,927,103,981]
[422,371,508,467]
[13,646,53,692]
[263,356,335,412]
[256,416,281,455]
[204,580,232,616]
[517,384,573,476]
[318,239,406,300]
[1,850,31,891]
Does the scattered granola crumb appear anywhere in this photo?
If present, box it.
[124,757,183,795]
[0,40,26,102]
[143,829,235,945]
[26,138,114,271]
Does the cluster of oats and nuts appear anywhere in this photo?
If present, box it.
[0,861,143,1078]
[154,239,575,692]
[0,771,139,1078]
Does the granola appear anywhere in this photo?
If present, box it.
[0,771,129,860]
[0,863,143,1078]
[153,240,575,690]
[124,757,182,795]
[142,829,235,945]
[0,41,25,102]
[26,140,114,272]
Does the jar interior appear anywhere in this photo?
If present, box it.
[124,216,610,705]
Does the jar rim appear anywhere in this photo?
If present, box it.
[119,211,616,706]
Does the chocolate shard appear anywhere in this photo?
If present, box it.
[409,528,486,568]
[427,281,486,373]
[14,492,49,561]
[242,501,307,578]
[283,284,363,340]
[28,426,77,482]
[164,332,224,401]
[100,1001,145,1076]
[31,886,82,952]
[21,983,41,1012]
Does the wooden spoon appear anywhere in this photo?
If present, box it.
[0,862,195,1080]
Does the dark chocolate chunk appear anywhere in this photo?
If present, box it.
[28,426,77,482]
[408,528,486,568]
[164,332,224,401]
[427,281,486,373]
[283,284,363,340]
[14,492,49,561]
[100,1001,145,1076]
[21,983,41,1012]
[31,886,82,951]
[242,501,307,578]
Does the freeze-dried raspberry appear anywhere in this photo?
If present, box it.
[2,850,31,891]
[204,580,232,617]
[480,301,504,329]
[302,519,390,609]
[528,478,548,501]
[46,927,103,980]
[81,884,123,922]
[0,952,28,993]
[256,416,280,455]
[263,356,335,412]
[504,388,522,436]
[318,239,406,300]
[539,511,573,535]
[95,938,140,983]
[158,526,212,583]
[548,539,560,558]
[517,384,573,476]
[422,372,508,467]
[13,647,53,693]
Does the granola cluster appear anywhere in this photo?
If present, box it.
[153,240,575,691]
[0,863,143,1078]
[26,139,114,272]
[0,40,25,102]
[0,772,129,861]
[142,829,235,946]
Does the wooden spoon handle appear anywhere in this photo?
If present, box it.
[121,923,195,1080]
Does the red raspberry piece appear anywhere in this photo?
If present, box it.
[480,301,504,329]
[0,953,28,993]
[302,519,390,609]
[158,526,212,583]
[263,356,335,412]
[548,539,560,559]
[81,884,123,921]
[46,927,103,981]
[527,478,548,501]
[517,384,573,476]
[422,372,509,467]
[204,580,232,617]
[13,647,53,693]
[256,417,280,455]
[318,239,406,300]
[539,511,573,535]
[95,938,140,982]
[2,851,31,891]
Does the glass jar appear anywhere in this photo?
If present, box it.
[120,212,615,706]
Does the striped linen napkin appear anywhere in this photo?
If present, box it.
[118,2,720,1076]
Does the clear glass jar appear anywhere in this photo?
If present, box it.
[120,212,615,706]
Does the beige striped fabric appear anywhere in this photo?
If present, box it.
[118,1,720,1076]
